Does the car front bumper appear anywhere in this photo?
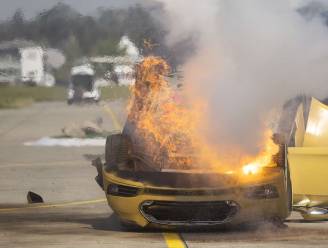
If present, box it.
[103,170,289,228]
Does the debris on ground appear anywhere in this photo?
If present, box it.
[27,191,44,204]
[82,118,104,136]
[24,117,109,147]
[24,137,105,147]
[62,117,107,138]
[62,123,86,138]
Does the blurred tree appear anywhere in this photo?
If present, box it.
[92,37,124,56]
[64,35,82,62]
[11,9,25,38]
[0,2,196,82]
[34,3,81,48]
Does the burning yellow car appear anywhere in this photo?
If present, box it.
[93,56,291,228]
[93,134,290,228]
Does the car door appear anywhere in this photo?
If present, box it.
[288,98,328,209]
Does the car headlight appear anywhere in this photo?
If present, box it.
[242,163,261,175]
[107,183,140,197]
[244,184,279,199]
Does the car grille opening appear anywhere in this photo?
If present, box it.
[140,200,239,225]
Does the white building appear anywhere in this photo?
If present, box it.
[0,40,55,86]
[90,36,141,86]
[20,46,44,85]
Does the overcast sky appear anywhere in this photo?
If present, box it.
[0,0,150,20]
[0,0,321,21]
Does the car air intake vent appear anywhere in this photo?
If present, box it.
[245,184,279,199]
[107,184,140,197]
[144,188,233,196]
[140,200,239,225]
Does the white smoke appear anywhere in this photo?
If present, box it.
[158,0,328,155]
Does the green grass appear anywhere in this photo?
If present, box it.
[100,85,130,101]
[0,85,66,100]
[0,86,66,109]
[0,85,130,109]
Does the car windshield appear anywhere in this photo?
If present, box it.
[72,75,93,91]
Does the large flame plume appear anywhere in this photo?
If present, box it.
[127,56,279,173]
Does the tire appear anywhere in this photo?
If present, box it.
[105,134,130,167]
[268,216,288,229]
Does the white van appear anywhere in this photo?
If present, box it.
[67,64,100,104]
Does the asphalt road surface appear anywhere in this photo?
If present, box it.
[1,101,328,248]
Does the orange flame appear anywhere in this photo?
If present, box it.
[126,56,279,172]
